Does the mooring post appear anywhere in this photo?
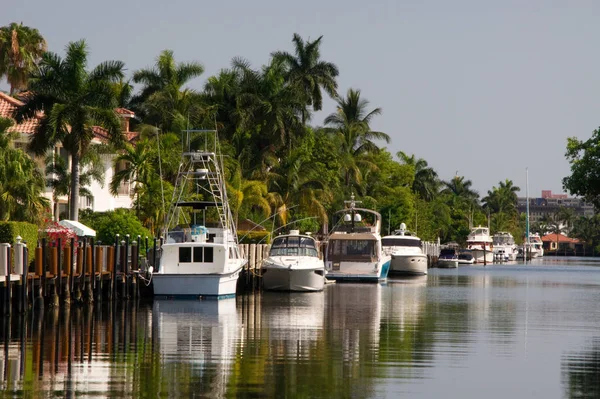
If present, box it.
[86,238,94,302]
[112,235,119,301]
[153,238,158,272]
[57,238,62,301]
[125,235,130,298]
[69,237,75,301]
[120,238,127,299]
[4,244,11,315]
[41,238,47,303]
[49,244,59,307]
[132,238,140,300]
[35,243,43,308]
[21,246,28,313]
[95,242,103,302]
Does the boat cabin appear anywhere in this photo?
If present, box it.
[327,233,380,264]
[270,233,319,257]
[381,237,421,248]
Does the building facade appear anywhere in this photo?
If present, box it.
[517,190,595,227]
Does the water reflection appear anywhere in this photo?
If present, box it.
[562,338,600,398]
[1,261,600,397]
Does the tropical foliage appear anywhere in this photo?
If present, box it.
[3,24,597,248]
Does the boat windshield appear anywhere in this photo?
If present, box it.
[327,239,377,261]
[269,236,318,257]
[493,235,514,245]
[439,249,457,256]
[382,237,421,247]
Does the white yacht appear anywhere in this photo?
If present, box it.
[382,223,428,275]
[437,248,459,268]
[466,226,494,264]
[518,233,544,259]
[324,195,391,282]
[261,230,325,292]
[492,232,518,261]
[152,130,246,298]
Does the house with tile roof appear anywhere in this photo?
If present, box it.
[0,91,136,220]
[541,233,584,255]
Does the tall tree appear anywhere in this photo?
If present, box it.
[14,40,125,221]
[397,151,440,201]
[132,50,204,132]
[0,117,48,222]
[272,33,339,123]
[0,22,46,94]
[324,88,390,191]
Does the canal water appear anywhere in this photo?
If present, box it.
[1,257,600,398]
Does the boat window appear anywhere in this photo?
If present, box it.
[179,247,192,263]
[269,236,318,257]
[382,238,421,247]
[168,231,185,244]
[193,247,203,262]
[328,239,375,257]
[204,247,214,263]
[439,249,457,256]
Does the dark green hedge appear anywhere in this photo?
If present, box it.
[0,221,38,261]
[238,230,271,244]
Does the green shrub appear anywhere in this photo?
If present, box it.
[0,221,38,261]
[80,208,152,252]
[238,230,271,244]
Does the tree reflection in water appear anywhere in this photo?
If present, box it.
[563,338,600,399]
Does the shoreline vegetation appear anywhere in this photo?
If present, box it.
[1,23,600,250]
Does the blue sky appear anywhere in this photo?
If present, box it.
[4,0,600,198]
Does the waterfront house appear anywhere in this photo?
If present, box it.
[0,92,136,220]
[541,233,583,255]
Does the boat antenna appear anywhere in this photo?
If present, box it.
[525,167,530,263]
[257,216,319,244]
[155,125,166,237]
[238,205,299,242]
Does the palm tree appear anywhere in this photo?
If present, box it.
[324,88,390,190]
[0,22,47,94]
[110,139,156,215]
[397,151,440,201]
[0,117,48,222]
[14,40,125,221]
[132,50,204,132]
[46,151,104,220]
[272,33,339,123]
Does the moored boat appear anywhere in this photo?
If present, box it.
[152,130,246,298]
[458,249,475,264]
[324,195,391,282]
[466,226,494,263]
[382,223,428,275]
[437,248,459,268]
[261,230,325,292]
[492,232,518,261]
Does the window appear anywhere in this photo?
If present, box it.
[204,247,214,262]
[193,247,203,262]
[179,247,192,262]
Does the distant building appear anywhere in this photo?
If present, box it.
[517,190,595,226]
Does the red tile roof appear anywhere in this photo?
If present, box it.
[115,107,135,116]
[0,91,40,134]
[1,92,136,141]
[542,233,580,243]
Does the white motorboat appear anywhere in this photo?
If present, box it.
[382,223,428,275]
[152,130,246,298]
[492,232,518,261]
[458,249,475,264]
[261,230,325,292]
[466,226,494,263]
[517,233,544,259]
[437,248,459,268]
[324,195,391,282]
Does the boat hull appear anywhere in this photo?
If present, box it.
[326,259,391,282]
[389,254,428,275]
[470,250,494,264]
[152,267,242,298]
[262,267,325,292]
[437,259,458,268]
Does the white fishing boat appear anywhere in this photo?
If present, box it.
[382,223,428,275]
[492,232,518,261]
[152,130,246,298]
[437,248,459,268]
[324,195,391,282]
[518,233,544,259]
[261,230,325,292]
[466,226,494,263]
